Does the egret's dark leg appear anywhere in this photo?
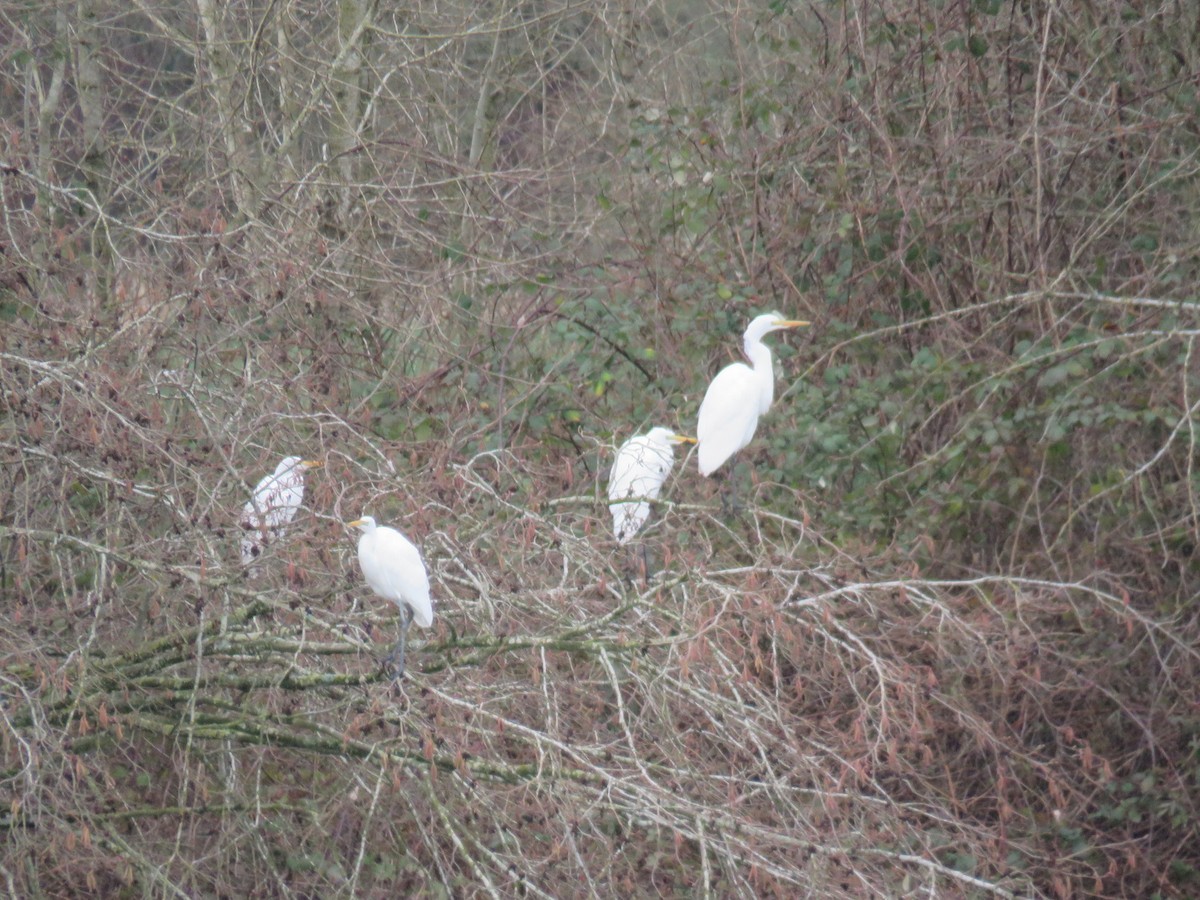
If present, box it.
[620,541,653,587]
[387,605,413,680]
[717,462,744,518]
[624,547,643,595]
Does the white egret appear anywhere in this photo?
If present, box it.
[607,427,696,543]
[240,456,323,570]
[697,313,809,476]
[347,515,434,679]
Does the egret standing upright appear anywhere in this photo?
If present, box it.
[696,312,809,477]
[347,515,434,679]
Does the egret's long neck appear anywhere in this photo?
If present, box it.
[745,338,775,413]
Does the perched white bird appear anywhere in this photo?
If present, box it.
[697,312,809,476]
[240,456,322,570]
[608,427,696,543]
[347,515,434,679]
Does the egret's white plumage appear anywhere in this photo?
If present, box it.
[240,456,322,568]
[697,313,809,476]
[347,515,433,678]
[608,427,695,543]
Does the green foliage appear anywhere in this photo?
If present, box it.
[1092,772,1192,830]
[779,318,1194,570]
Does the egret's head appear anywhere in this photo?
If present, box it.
[644,427,697,448]
[748,311,809,338]
[346,515,377,531]
[744,312,811,350]
[277,456,324,475]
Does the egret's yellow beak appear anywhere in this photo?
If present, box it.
[302,459,324,469]
[777,319,810,328]
[346,518,365,528]
[672,435,698,444]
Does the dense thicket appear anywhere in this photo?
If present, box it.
[1,0,1198,896]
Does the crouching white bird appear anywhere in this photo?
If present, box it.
[240,456,323,571]
[347,515,434,679]
[697,312,809,476]
[607,427,696,543]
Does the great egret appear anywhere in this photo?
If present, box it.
[697,313,809,476]
[240,456,323,570]
[607,427,696,543]
[347,515,434,679]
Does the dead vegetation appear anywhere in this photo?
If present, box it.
[2,0,1199,896]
